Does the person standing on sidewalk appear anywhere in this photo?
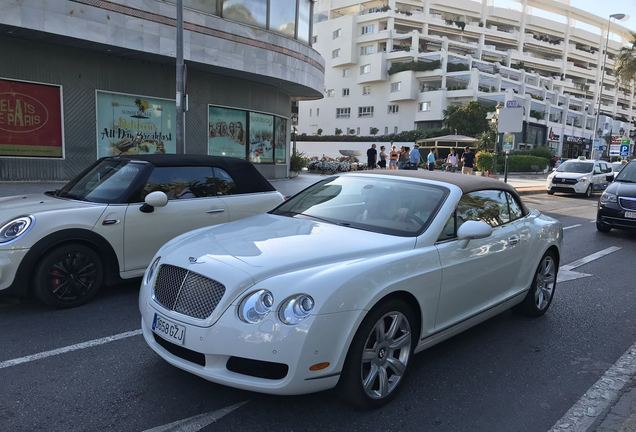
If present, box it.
[446,150,458,172]
[461,146,475,175]
[389,145,399,170]
[427,149,436,171]
[366,144,377,169]
[378,146,387,169]
[409,144,421,170]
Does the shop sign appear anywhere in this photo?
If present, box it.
[96,90,176,158]
[0,78,63,158]
[208,106,247,159]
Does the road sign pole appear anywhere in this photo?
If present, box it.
[504,152,509,183]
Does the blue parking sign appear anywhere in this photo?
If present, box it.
[620,144,629,157]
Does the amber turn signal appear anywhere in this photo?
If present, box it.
[309,362,330,371]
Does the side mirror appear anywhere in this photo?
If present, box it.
[457,220,493,243]
[606,174,614,182]
[140,191,168,213]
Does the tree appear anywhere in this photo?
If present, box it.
[478,125,497,152]
[443,101,491,137]
[370,127,379,136]
[316,128,323,136]
[335,128,343,136]
[616,32,636,84]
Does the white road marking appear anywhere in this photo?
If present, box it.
[142,401,248,432]
[558,247,622,283]
[0,329,142,370]
[549,341,636,432]
[563,224,582,231]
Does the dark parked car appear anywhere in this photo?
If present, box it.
[597,160,636,232]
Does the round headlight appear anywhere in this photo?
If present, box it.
[279,294,315,325]
[238,290,274,324]
[600,192,618,203]
[0,216,33,244]
[146,256,161,285]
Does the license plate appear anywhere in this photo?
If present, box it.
[625,211,636,219]
[152,313,186,345]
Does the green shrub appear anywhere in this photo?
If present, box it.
[446,63,470,72]
[496,155,548,172]
[511,147,553,159]
[290,152,309,172]
[388,60,441,75]
[476,151,495,172]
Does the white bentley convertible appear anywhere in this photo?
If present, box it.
[140,171,562,408]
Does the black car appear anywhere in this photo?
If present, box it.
[597,160,636,232]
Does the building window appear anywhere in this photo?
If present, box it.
[388,104,399,114]
[223,0,267,28]
[269,0,296,37]
[362,86,371,95]
[358,106,374,118]
[326,89,335,97]
[419,101,431,111]
[311,35,318,44]
[342,88,350,96]
[309,108,312,117]
[360,64,371,75]
[332,49,340,59]
[394,126,398,134]
[342,69,351,78]
[333,28,341,39]
[316,108,320,117]
[361,24,375,35]
[384,126,388,134]
[356,127,360,135]
[360,45,375,55]
[297,0,311,43]
[336,108,351,118]
[390,82,401,92]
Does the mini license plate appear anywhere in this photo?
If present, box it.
[152,313,186,345]
[625,211,636,219]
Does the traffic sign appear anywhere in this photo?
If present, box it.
[620,144,629,157]
[503,133,514,153]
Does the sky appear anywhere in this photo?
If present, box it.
[567,0,636,33]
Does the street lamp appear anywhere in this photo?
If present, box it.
[594,13,627,159]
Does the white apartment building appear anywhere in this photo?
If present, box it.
[299,0,636,158]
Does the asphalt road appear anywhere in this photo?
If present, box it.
[0,187,635,432]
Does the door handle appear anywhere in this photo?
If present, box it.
[206,208,225,214]
[508,236,520,246]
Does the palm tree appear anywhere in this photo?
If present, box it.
[616,32,636,83]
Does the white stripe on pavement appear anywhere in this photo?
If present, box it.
[0,329,142,370]
[549,340,636,432]
[561,246,621,271]
[142,401,248,432]
[563,224,582,231]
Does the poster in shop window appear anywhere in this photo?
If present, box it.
[207,106,247,158]
[96,90,176,158]
[249,112,274,163]
[0,78,64,158]
[274,117,287,164]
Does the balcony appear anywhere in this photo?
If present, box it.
[524,34,563,52]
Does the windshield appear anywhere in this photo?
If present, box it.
[556,161,593,174]
[57,159,148,203]
[271,176,448,236]
[614,162,636,183]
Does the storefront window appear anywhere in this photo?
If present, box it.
[297,0,311,43]
[183,0,222,15]
[208,106,247,158]
[249,112,274,163]
[269,0,296,37]
[222,0,267,29]
[274,117,287,164]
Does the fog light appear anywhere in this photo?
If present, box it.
[309,362,330,371]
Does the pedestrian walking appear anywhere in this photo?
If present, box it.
[366,144,377,169]
[409,144,421,170]
[398,146,410,169]
[378,146,387,169]
[389,145,399,170]
[461,146,475,175]
[427,149,436,171]
[446,150,458,172]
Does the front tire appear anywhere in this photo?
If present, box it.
[33,243,104,308]
[338,299,416,409]
[515,251,558,317]
[596,221,612,233]
[547,190,555,195]
[582,185,592,198]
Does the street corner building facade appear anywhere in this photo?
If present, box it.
[0,0,324,181]
[299,0,636,158]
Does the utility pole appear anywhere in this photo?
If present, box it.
[176,0,186,154]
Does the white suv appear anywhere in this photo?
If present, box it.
[0,155,284,307]
[547,159,614,197]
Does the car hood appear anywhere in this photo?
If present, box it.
[608,181,636,197]
[160,213,416,294]
[552,172,589,179]
[0,193,105,222]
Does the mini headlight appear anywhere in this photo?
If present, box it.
[238,290,274,324]
[600,192,618,203]
[146,256,161,285]
[0,216,33,243]
[578,177,588,182]
[279,294,315,325]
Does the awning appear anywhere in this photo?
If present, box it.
[416,134,478,149]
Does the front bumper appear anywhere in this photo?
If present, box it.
[547,180,588,194]
[141,300,362,395]
[0,248,29,292]
[597,204,636,230]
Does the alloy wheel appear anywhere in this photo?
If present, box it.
[534,255,556,310]
[48,251,98,302]
[360,311,412,400]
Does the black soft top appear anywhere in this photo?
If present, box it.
[112,154,276,194]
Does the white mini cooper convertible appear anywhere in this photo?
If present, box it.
[140,171,562,408]
[0,155,283,307]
